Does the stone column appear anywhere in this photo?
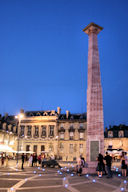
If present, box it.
[83,23,104,172]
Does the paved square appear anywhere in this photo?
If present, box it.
[0,163,128,192]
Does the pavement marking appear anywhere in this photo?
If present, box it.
[16,185,63,190]
[62,176,79,192]
[8,175,39,192]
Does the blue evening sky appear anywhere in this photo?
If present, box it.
[0,0,128,128]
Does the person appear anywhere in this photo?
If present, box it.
[28,154,33,167]
[1,153,4,167]
[104,152,112,178]
[121,152,127,177]
[38,154,41,165]
[76,156,82,176]
[21,153,25,170]
[96,153,104,177]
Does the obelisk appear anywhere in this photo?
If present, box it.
[83,23,104,173]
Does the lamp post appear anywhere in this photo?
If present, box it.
[15,113,24,165]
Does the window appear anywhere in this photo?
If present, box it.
[34,126,39,137]
[20,126,25,137]
[118,130,124,138]
[49,125,54,137]
[26,145,30,152]
[69,144,73,153]
[27,126,32,137]
[41,145,45,152]
[41,126,46,137]
[79,132,84,139]
[33,145,37,153]
[60,132,64,140]
[79,144,83,153]
[108,131,113,138]
[69,132,74,140]
[59,143,64,152]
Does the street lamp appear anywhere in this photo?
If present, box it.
[15,113,24,165]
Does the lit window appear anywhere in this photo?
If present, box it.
[108,131,113,138]
[60,132,64,139]
[118,131,124,138]
[80,132,84,139]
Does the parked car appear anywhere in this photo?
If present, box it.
[42,159,61,168]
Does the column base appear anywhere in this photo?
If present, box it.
[82,161,97,174]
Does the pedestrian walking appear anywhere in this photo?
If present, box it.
[104,152,112,178]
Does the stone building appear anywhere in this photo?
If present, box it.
[104,125,128,153]
[0,108,87,161]
[0,114,17,153]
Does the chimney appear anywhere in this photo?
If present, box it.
[20,109,24,114]
[57,107,61,115]
[66,110,70,119]
[4,113,8,118]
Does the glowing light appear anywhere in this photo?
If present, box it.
[65,184,68,188]
[120,187,124,191]
[42,169,45,171]
[59,172,62,175]
[124,180,127,184]
[85,174,89,177]
[93,179,96,183]
[33,171,36,174]
[38,167,40,170]
[118,174,121,177]
[39,174,42,176]
[116,168,119,172]
[61,168,63,170]
[71,174,74,177]
[25,178,27,181]
[67,169,69,172]
[63,177,66,180]
[10,188,14,191]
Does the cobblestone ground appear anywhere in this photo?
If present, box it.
[0,161,127,192]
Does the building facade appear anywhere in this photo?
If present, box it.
[0,108,87,161]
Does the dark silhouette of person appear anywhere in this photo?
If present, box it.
[21,153,25,170]
[104,152,112,178]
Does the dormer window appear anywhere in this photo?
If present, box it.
[43,112,48,116]
[118,130,124,138]
[108,131,113,138]
[70,116,74,120]
[36,112,41,116]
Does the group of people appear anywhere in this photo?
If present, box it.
[21,153,47,169]
[97,151,128,178]
[96,152,112,178]
[75,151,128,178]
